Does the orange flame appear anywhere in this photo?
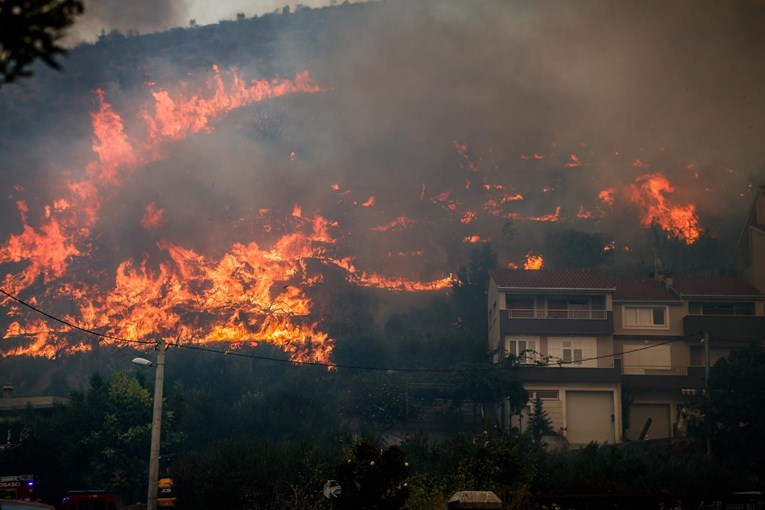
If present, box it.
[524,253,544,270]
[628,173,701,244]
[370,216,417,232]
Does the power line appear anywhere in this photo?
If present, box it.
[0,286,707,373]
[0,287,154,347]
[0,287,491,373]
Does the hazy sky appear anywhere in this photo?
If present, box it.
[69,0,363,42]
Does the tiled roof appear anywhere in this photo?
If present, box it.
[612,279,681,302]
[490,268,614,290]
[670,276,764,297]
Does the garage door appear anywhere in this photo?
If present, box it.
[625,403,671,440]
[566,391,615,444]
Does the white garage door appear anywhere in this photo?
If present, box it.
[566,391,615,444]
[625,403,671,440]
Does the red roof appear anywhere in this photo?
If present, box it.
[669,276,763,297]
[490,268,614,290]
[612,279,681,302]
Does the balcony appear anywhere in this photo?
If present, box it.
[507,309,608,320]
[514,363,621,384]
[500,309,613,336]
[622,366,706,390]
[683,315,765,342]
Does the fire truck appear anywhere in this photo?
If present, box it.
[0,474,35,500]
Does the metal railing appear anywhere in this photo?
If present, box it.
[506,308,608,320]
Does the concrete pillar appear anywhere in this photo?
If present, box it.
[447,491,502,510]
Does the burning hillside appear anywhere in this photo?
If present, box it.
[1,0,764,361]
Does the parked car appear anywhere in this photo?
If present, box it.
[0,501,54,510]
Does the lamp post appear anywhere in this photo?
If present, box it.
[132,337,166,510]
[701,331,711,457]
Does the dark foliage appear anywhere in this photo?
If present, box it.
[334,440,410,510]
[452,244,497,336]
[528,394,554,441]
[703,345,765,484]
[542,228,614,269]
[0,0,84,85]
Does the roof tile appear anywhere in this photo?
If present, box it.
[670,275,763,297]
[490,268,614,290]
[612,279,681,302]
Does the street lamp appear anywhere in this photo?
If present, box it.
[132,337,166,510]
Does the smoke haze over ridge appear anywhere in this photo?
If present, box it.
[1,0,764,358]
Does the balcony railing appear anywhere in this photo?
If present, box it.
[506,309,608,320]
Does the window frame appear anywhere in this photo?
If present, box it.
[504,336,539,364]
[622,305,669,329]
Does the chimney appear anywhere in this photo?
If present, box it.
[2,384,13,399]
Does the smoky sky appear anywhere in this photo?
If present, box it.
[65,0,360,43]
[69,0,189,41]
[2,0,765,309]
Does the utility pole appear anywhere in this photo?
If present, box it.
[147,338,166,510]
[702,331,711,457]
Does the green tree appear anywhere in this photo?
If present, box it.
[528,394,554,441]
[0,0,84,85]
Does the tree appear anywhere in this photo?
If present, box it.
[702,345,765,482]
[0,0,84,86]
[334,440,410,510]
[528,394,554,441]
[542,229,614,269]
[452,244,497,336]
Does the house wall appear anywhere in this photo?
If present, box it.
[743,228,765,293]
[612,302,686,336]
[488,278,501,360]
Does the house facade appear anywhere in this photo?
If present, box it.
[488,269,622,445]
[0,384,68,449]
[736,184,765,293]
[488,268,765,446]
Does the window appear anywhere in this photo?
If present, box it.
[623,306,668,328]
[548,337,597,367]
[504,336,538,364]
[547,297,591,319]
[689,301,754,316]
[529,389,559,400]
[506,296,535,318]
[562,341,583,364]
[623,344,671,374]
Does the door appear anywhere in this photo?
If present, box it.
[566,391,615,444]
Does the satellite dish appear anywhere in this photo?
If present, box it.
[323,480,341,499]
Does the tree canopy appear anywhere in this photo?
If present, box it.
[0,0,84,86]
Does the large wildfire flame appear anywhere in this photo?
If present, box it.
[0,64,719,361]
[2,67,448,361]
[626,173,702,244]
